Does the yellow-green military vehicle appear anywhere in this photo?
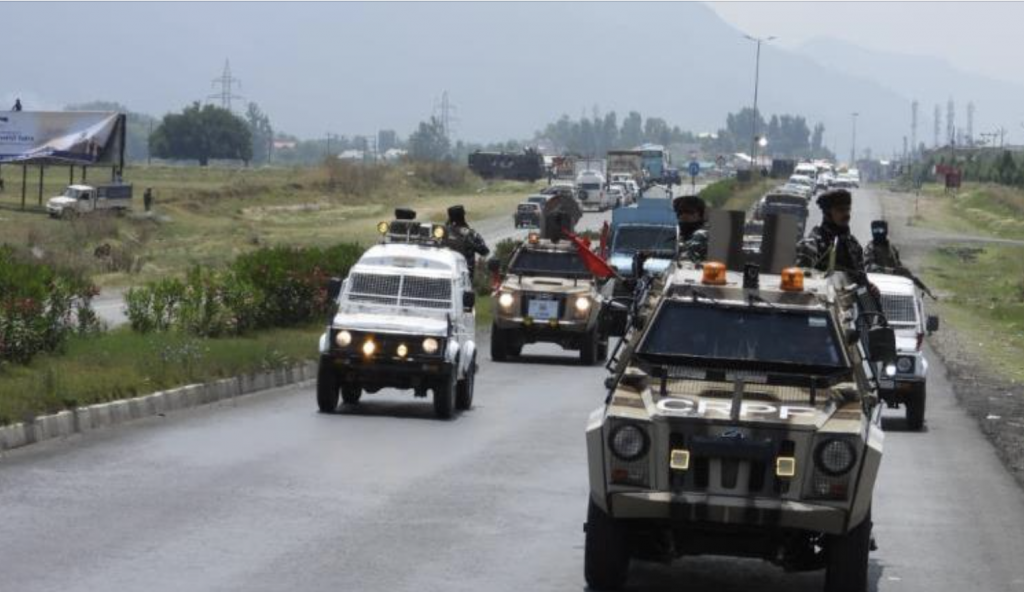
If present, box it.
[584,256,897,592]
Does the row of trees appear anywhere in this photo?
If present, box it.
[911,149,1024,188]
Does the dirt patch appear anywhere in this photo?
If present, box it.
[880,188,1024,488]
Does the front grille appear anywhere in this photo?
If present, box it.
[347,273,451,310]
[880,293,917,324]
[670,432,795,497]
[663,375,821,404]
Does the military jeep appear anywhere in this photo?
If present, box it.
[490,235,608,364]
[585,260,895,592]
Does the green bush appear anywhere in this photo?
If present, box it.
[125,243,364,337]
[699,178,738,208]
[0,246,99,364]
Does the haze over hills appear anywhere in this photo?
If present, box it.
[2,2,1020,156]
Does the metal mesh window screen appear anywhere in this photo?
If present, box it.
[401,276,452,309]
[880,294,917,324]
[348,273,401,305]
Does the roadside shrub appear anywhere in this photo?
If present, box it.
[125,243,363,337]
[411,161,471,190]
[699,178,738,208]
[319,159,389,196]
[0,246,99,364]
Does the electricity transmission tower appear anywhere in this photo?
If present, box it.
[966,102,975,146]
[946,98,956,145]
[209,59,244,112]
[433,91,458,145]
[911,100,918,158]
[933,104,942,148]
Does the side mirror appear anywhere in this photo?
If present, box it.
[926,315,940,333]
[326,277,343,302]
[487,258,501,274]
[867,326,896,364]
[462,291,476,311]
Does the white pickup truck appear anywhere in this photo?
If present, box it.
[46,184,133,218]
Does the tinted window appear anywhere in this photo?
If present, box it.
[639,302,846,371]
[613,226,677,254]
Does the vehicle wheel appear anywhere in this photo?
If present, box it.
[456,356,476,411]
[905,383,926,430]
[316,357,340,413]
[341,383,362,405]
[584,497,630,590]
[580,329,599,366]
[491,324,508,362]
[597,337,609,363]
[508,338,523,357]
[825,508,872,592]
[433,370,456,419]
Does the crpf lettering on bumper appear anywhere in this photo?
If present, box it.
[610,492,847,534]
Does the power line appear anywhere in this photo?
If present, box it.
[209,59,244,112]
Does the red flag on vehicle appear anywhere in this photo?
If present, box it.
[563,229,620,280]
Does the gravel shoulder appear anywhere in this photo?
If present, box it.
[877,187,1024,487]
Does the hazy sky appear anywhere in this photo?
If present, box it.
[710,1,1024,86]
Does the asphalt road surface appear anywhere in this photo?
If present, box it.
[5,185,1024,591]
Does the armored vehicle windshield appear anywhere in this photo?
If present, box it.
[637,301,849,375]
[612,226,677,255]
[508,249,591,277]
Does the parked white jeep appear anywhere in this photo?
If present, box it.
[317,215,478,419]
[869,272,939,430]
[46,184,132,218]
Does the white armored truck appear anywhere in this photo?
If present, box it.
[317,212,478,419]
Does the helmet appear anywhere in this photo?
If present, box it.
[394,208,417,221]
[673,195,706,217]
[871,219,889,240]
[816,189,852,211]
[447,205,467,225]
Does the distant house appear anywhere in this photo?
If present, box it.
[383,148,407,161]
[273,139,297,150]
[338,149,364,161]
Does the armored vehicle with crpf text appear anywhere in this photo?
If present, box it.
[317,211,479,419]
[585,257,897,592]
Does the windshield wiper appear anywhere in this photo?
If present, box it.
[746,293,778,309]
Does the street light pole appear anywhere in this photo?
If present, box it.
[850,112,859,165]
[745,34,775,173]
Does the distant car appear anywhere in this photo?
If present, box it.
[832,176,856,189]
[606,186,627,208]
[778,183,812,199]
[609,181,636,205]
[514,202,543,228]
[787,174,815,193]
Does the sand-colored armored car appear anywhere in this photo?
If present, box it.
[585,260,896,592]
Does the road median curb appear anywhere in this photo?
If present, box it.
[0,360,317,453]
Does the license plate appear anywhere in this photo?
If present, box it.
[879,379,895,389]
[528,299,559,320]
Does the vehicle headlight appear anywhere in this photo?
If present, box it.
[396,343,408,358]
[896,356,914,373]
[422,337,439,354]
[610,424,648,461]
[335,330,352,347]
[498,292,515,310]
[814,439,857,476]
[884,363,897,377]
[574,296,591,313]
[361,339,376,357]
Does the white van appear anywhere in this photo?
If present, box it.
[576,170,612,211]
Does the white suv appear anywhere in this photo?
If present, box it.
[318,216,478,419]
[870,272,940,430]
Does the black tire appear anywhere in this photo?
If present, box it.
[824,508,872,592]
[597,337,609,363]
[491,324,508,362]
[433,370,456,419]
[580,328,599,366]
[905,383,926,430]
[584,497,630,590]
[341,383,362,405]
[456,356,476,411]
[316,357,340,413]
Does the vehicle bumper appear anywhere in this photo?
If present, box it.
[609,491,848,535]
[878,377,924,402]
[323,354,452,389]
[493,315,592,337]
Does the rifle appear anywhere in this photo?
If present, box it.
[894,266,938,300]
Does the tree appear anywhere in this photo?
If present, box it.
[245,102,274,165]
[643,117,671,146]
[149,102,253,166]
[408,116,450,161]
[811,123,826,158]
[378,129,399,153]
[995,150,1017,185]
[620,111,643,148]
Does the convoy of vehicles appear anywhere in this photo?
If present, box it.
[46,183,133,218]
[317,212,478,419]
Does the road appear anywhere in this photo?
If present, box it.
[4,186,1024,591]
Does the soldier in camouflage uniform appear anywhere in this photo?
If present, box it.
[445,205,490,277]
[796,189,866,273]
[864,219,903,271]
[673,195,708,263]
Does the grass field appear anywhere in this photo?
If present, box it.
[699,177,776,212]
[922,243,1024,383]
[908,182,1024,241]
[0,162,541,287]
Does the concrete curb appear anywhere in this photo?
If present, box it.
[0,361,318,453]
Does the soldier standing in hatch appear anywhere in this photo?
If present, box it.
[673,195,708,263]
[445,205,490,277]
[864,219,903,271]
[797,189,881,301]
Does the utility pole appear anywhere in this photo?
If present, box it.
[850,112,859,165]
[743,34,775,172]
[208,59,244,112]
[966,101,975,146]
[325,132,339,159]
[934,104,942,148]
[911,100,919,160]
[947,98,956,146]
